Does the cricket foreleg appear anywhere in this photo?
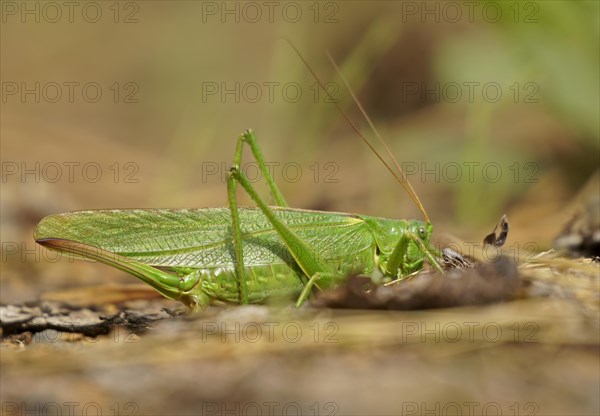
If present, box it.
[420,242,444,273]
[385,233,443,277]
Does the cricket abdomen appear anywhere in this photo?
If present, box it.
[186,244,377,304]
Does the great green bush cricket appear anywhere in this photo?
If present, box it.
[34,44,444,310]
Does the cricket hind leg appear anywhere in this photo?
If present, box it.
[295,272,338,307]
[37,238,208,309]
[228,130,334,305]
[228,129,290,304]
[237,129,288,207]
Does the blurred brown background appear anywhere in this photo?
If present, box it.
[3,0,598,302]
[1,1,599,414]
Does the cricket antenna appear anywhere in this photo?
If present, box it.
[284,39,431,223]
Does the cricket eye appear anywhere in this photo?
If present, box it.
[418,226,427,239]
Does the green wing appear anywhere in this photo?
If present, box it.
[34,208,374,269]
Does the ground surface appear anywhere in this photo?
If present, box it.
[1,254,598,416]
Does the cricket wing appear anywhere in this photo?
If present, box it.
[34,208,373,269]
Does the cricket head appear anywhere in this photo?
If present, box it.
[370,218,438,277]
[404,219,435,268]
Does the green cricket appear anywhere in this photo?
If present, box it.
[34,45,443,310]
